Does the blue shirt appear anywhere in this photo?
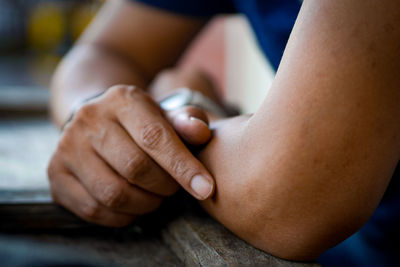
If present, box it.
[134,1,400,265]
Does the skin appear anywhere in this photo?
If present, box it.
[198,0,400,260]
[49,0,400,261]
[49,0,215,227]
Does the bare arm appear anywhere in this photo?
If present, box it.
[48,0,218,226]
[196,0,400,261]
[50,0,205,126]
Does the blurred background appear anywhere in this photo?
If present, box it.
[0,0,103,191]
[0,0,274,116]
[0,0,102,114]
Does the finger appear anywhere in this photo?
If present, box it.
[112,86,215,200]
[165,105,211,145]
[62,145,163,214]
[49,170,136,227]
[90,120,179,196]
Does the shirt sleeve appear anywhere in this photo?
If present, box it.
[132,0,236,17]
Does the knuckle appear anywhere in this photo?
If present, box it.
[107,84,141,100]
[81,201,101,220]
[99,183,126,208]
[67,104,105,142]
[140,122,167,149]
[170,158,191,182]
[107,84,129,98]
[73,103,98,125]
[123,155,150,182]
[124,86,155,105]
[126,85,143,98]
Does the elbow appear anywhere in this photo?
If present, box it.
[196,115,374,262]
[201,180,368,262]
[229,200,370,262]
[202,198,333,262]
[247,223,330,262]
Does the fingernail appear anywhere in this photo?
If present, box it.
[190,175,213,200]
[189,116,208,127]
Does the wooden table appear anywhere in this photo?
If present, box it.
[0,118,319,267]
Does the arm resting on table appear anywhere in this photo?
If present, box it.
[196,0,400,261]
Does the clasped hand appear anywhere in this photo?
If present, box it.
[48,85,214,227]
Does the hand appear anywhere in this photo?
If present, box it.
[48,85,214,227]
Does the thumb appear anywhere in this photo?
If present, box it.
[165,106,211,146]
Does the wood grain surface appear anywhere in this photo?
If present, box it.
[0,118,58,191]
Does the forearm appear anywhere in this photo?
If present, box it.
[196,0,400,261]
[50,43,149,127]
[50,0,205,127]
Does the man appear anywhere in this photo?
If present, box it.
[48,0,400,265]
